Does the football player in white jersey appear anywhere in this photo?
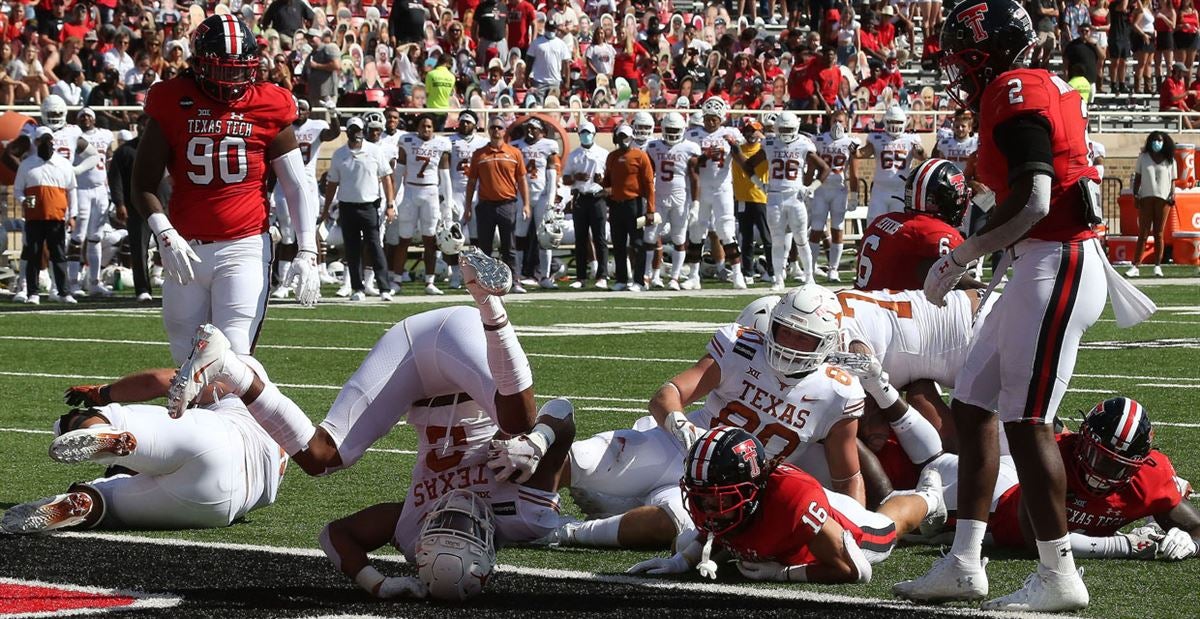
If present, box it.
[733,112,830,291]
[645,112,701,290]
[42,95,101,296]
[447,111,489,288]
[167,249,573,601]
[70,108,116,296]
[930,109,979,172]
[2,367,285,534]
[546,285,870,550]
[811,110,862,283]
[631,111,655,150]
[858,105,925,226]
[395,113,455,295]
[272,98,339,298]
[682,97,744,289]
[1086,136,1106,180]
[513,118,561,289]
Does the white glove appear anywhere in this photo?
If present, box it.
[487,430,550,483]
[1122,526,1163,560]
[736,560,790,582]
[832,352,898,408]
[286,250,321,307]
[376,575,428,599]
[148,213,201,286]
[627,551,695,575]
[923,250,968,307]
[663,411,703,452]
[1159,527,1199,561]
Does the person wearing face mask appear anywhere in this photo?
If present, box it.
[528,15,572,99]
[1127,132,1178,278]
[561,121,611,288]
[13,127,77,305]
[603,124,656,291]
[811,110,862,283]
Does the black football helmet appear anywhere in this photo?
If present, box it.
[682,427,769,535]
[191,14,261,102]
[904,158,971,226]
[1076,397,1154,495]
[940,0,1037,110]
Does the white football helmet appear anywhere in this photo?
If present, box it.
[688,111,704,128]
[701,96,728,122]
[884,105,907,137]
[415,489,496,602]
[41,95,67,130]
[537,209,565,249]
[764,284,843,377]
[737,295,782,333]
[662,112,686,145]
[776,112,801,144]
[761,111,779,134]
[435,221,465,255]
[632,112,654,145]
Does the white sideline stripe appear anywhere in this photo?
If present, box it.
[0,576,181,617]
[53,531,1072,619]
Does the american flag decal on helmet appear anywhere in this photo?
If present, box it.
[221,13,243,55]
[692,427,730,480]
[1112,398,1144,451]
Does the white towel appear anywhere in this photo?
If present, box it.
[1098,239,1157,327]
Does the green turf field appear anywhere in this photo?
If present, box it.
[0,278,1197,618]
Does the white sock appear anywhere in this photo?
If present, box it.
[1037,534,1077,575]
[341,269,350,287]
[653,265,662,280]
[949,519,987,565]
[688,262,701,279]
[1070,532,1132,559]
[246,383,317,456]
[277,259,292,284]
[425,274,435,285]
[364,268,375,286]
[570,514,623,547]
[830,242,844,271]
[644,251,655,280]
[541,249,553,277]
[809,242,822,268]
[17,259,27,291]
[796,239,813,281]
[220,352,255,395]
[715,259,725,274]
[86,241,103,286]
[671,250,685,279]
[889,406,943,464]
[485,323,532,395]
[588,260,598,278]
[68,261,81,287]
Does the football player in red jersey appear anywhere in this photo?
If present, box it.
[896,0,1122,611]
[627,428,946,584]
[855,158,976,291]
[131,14,320,367]
[989,398,1200,561]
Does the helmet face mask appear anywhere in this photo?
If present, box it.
[1075,397,1154,495]
[662,112,685,145]
[682,428,769,536]
[41,95,67,130]
[633,112,654,144]
[436,221,465,255]
[415,489,496,601]
[192,15,260,102]
[883,106,906,138]
[776,112,800,144]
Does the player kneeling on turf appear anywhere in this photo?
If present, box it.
[628,427,946,584]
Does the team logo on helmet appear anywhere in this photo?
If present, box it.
[957,2,990,42]
[730,439,761,477]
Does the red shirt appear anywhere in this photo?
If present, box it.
[721,465,897,566]
[990,433,1185,548]
[860,75,888,104]
[612,41,648,84]
[787,57,818,102]
[59,20,90,43]
[855,212,964,291]
[817,64,841,105]
[976,68,1098,243]
[1161,76,1189,111]
[505,0,536,51]
[859,29,881,54]
[878,21,896,48]
[145,77,296,242]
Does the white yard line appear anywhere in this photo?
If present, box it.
[50,531,1074,619]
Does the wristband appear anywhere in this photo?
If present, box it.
[354,565,385,596]
[528,422,555,452]
[98,384,113,405]
[865,381,900,409]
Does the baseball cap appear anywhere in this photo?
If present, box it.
[35,126,53,139]
[740,117,763,132]
[615,124,633,139]
[578,121,596,134]
[347,117,365,130]
[1174,61,1187,72]
[488,116,506,129]
[488,57,504,71]
[78,107,96,119]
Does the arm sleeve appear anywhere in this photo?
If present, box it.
[72,143,102,176]
[271,149,318,253]
[993,114,1055,184]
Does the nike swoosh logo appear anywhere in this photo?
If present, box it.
[193,360,216,383]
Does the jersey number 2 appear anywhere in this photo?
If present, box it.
[186,136,248,185]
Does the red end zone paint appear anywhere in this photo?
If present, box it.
[0,579,179,618]
[0,583,134,615]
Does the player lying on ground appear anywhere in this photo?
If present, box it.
[2,368,285,534]
[546,286,869,551]
[167,247,550,477]
[627,427,946,584]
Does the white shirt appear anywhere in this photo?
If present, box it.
[103,49,135,79]
[585,42,616,76]
[1135,152,1177,200]
[50,80,83,106]
[15,153,77,218]
[562,144,610,195]
[528,35,571,85]
[75,127,114,189]
[327,140,391,203]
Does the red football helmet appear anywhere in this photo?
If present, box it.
[191,14,260,102]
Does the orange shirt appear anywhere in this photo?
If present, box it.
[604,147,656,209]
[468,142,527,203]
[15,154,75,221]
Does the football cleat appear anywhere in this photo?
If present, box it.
[50,426,137,464]
[459,246,512,296]
[424,283,444,296]
[980,566,1089,612]
[2,492,94,534]
[593,278,609,290]
[893,554,989,602]
[167,324,232,418]
[915,466,948,538]
[532,519,582,547]
[668,278,681,291]
[270,286,291,299]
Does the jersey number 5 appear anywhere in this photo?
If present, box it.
[186,136,248,185]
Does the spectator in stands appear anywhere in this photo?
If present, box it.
[51,66,83,105]
[1127,131,1178,278]
[104,29,135,78]
[859,12,886,64]
[425,52,455,128]
[474,0,509,64]
[86,68,131,130]
[528,16,571,97]
[835,8,858,65]
[1030,0,1059,69]
[612,28,649,93]
[603,124,654,291]
[1178,0,1199,76]
[465,116,529,275]
[306,30,342,105]
[9,41,51,104]
[1063,0,1092,44]
[1160,61,1193,119]
[14,127,75,305]
[261,0,315,48]
[1065,24,1102,93]
[1155,0,1178,87]
[506,0,537,56]
[815,46,841,112]
[561,120,609,288]
[1133,0,1157,92]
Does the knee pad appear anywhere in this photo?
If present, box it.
[722,242,741,263]
[54,407,112,436]
[685,245,703,264]
[86,233,104,244]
